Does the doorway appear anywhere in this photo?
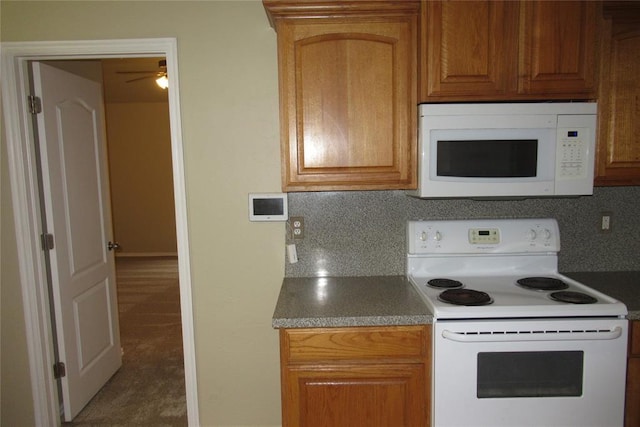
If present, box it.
[1,39,199,427]
[37,57,186,423]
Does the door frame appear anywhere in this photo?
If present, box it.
[1,38,199,426]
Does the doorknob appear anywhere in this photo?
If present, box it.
[107,241,120,251]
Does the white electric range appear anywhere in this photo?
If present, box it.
[406,218,628,427]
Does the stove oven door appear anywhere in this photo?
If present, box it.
[433,318,628,427]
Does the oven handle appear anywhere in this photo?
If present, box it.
[441,326,624,343]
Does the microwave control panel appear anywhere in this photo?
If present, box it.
[556,127,589,179]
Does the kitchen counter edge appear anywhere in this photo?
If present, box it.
[272,276,433,329]
[273,272,640,329]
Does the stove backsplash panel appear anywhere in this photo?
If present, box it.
[285,187,640,277]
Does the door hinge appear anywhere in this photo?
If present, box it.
[53,362,66,379]
[28,95,42,114]
[41,233,54,251]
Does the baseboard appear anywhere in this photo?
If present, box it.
[115,252,178,258]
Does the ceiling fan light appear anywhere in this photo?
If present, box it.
[156,75,169,89]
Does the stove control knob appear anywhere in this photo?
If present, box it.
[526,229,537,241]
[541,229,552,240]
[420,231,428,241]
[433,231,442,241]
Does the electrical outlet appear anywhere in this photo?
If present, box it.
[290,216,305,239]
[600,212,613,233]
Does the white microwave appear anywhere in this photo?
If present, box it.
[407,102,597,199]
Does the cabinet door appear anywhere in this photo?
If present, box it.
[595,11,640,185]
[626,321,640,427]
[419,0,518,100]
[275,16,417,191]
[626,358,640,427]
[283,363,427,427]
[518,1,597,98]
[279,325,431,427]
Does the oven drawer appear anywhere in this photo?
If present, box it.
[281,325,428,363]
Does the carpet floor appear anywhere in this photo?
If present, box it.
[65,257,187,426]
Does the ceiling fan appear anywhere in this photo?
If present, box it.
[117,59,168,88]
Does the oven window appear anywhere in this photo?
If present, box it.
[477,351,583,398]
[437,139,538,178]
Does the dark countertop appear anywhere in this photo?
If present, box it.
[273,272,640,328]
[564,271,640,319]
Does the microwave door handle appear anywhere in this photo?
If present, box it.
[441,326,624,343]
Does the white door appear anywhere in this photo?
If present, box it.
[31,62,122,422]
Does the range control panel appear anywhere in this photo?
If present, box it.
[407,218,560,254]
[468,228,500,245]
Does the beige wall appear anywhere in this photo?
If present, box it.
[1,2,284,426]
[105,101,178,256]
[1,103,37,426]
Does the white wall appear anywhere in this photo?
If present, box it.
[1,2,284,426]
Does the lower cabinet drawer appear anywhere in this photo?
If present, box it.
[630,321,640,356]
[281,325,428,363]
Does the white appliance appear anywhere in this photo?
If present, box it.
[408,102,597,199]
[406,218,628,427]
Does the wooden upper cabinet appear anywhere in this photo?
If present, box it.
[420,0,598,102]
[264,1,419,191]
[518,1,597,97]
[595,3,640,186]
[420,1,518,99]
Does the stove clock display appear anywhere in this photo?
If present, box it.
[468,227,500,244]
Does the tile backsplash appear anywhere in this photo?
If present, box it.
[285,187,640,277]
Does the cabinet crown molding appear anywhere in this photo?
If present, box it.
[263,0,420,28]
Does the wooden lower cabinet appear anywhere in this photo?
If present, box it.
[626,321,640,427]
[279,325,431,427]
